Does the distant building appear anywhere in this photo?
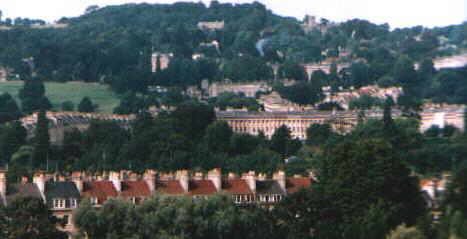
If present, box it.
[217,106,466,140]
[0,67,10,82]
[151,52,173,73]
[197,21,224,31]
[302,61,351,79]
[208,80,271,98]
[301,15,337,34]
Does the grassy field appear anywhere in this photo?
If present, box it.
[0,81,120,113]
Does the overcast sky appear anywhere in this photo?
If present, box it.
[1,0,466,29]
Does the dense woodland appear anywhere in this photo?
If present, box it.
[1,1,467,238]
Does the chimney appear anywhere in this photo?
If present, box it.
[72,172,84,193]
[207,168,222,192]
[228,173,238,179]
[176,170,189,193]
[33,171,47,196]
[242,171,256,193]
[0,170,6,197]
[109,171,122,192]
[144,170,157,193]
[273,170,286,192]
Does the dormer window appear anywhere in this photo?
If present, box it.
[53,199,65,209]
[69,198,77,208]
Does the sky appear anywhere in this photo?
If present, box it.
[1,0,466,29]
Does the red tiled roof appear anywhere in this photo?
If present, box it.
[286,178,312,194]
[82,181,118,203]
[188,180,217,195]
[156,180,185,195]
[222,179,253,194]
[120,181,151,198]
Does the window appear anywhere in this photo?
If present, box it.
[53,199,65,209]
[69,198,77,208]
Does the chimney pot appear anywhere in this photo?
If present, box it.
[176,170,189,193]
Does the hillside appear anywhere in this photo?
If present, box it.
[0,81,119,113]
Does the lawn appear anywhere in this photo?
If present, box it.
[0,81,120,113]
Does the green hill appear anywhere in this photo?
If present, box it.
[0,81,119,113]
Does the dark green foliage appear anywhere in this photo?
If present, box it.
[0,197,67,239]
[113,92,146,114]
[278,61,308,81]
[224,55,273,82]
[209,92,261,111]
[275,81,324,105]
[61,101,74,111]
[170,101,215,140]
[32,110,50,168]
[74,195,274,239]
[348,94,383,110]
[0,93,21,124]
[306,124,334,146]
[77,96,97,113]
[19,78,52,113]
[270,125,301,158]
[0,122,27,166]
[275,139,426,238]
[204,121,233,154]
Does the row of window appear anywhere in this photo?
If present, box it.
[233,194,283,204]
[52,198,78,209]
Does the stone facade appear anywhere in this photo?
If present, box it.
[197,21,224,31]
[217,107,466,140]
[151,52,173,73]
[209,81,271,98]
[0,67,10,82]
[19,112,134,145]
[302,61,351,79]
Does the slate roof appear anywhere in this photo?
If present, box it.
[5,183,42,205]
[222,179,253,194]
[188,180,217,195]
[82,181,118,203]
[120,181,151,198]
[156,180,185,195]
[256,180,285,195]
[45,181,80,200]
[286,178,313,194]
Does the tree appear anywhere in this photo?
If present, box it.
[350,62,371,88]
[306,123,334,146]
[279,139,426,238]
[204,121,233,154]
[278,61,308,81]
[393,56,419,95]
[61,101,74,111]
[275,82,324,106]
[170,102,215,140]
[0,121,27,165]
[0,93,21,124]
[383,97,396,136]
[19,77,51,113]
[270,125,300,158]
[78,97,97,113]
[32,110,50,168]
[0,197,67,239]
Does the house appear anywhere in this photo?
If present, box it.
[0,168,315,238]
[45,180,80,233]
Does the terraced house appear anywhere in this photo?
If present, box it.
[0,169,313,238]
